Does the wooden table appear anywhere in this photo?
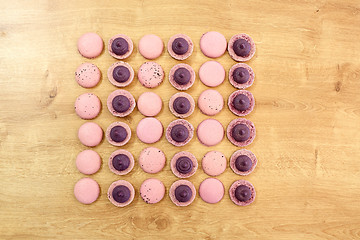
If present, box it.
[1,0,360,239]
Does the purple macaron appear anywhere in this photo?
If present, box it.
[169,63,195,91]
[166,119,194,147]
[169,92,195,118]
[228,33,256,62]
[105,122,131,147]
[228,63,255,89]
[229,180,256,206]
[227,118,256,147]
[170,151,198,178]
[229,149,257,176]
[228,90,255,116]
[107,89,136,117]
[107,61,134,87]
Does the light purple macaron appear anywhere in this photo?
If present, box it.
[228,33,256,62]
[169,180,196,207]
[167,34,194,60]
[108,149,135,175]
[107,89,136,117]
[107,61,134,87]
[105,122,131,147]
[229,149,257,176]
[107,180,135,207]
[227,118,255,147]
[168,63,195,91]
[228,63,255,89]
[169,92,195,118]
[166,119,194,147]
[170,151,198,178]
[229,180,256,206]
[228,90,255,117]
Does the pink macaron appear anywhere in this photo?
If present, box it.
[200,31,227,58]
[227,118,256,147]
[167,34,194,60]
[108,34,133,60]
[228,90,255,116]
[166,119,194,147]
[107,180,135,207]
[140,178,165,204]
[230,149,257,176]
[75,63,101,88]
[107,89,136,117]
[168,63,196,91]
[228,63,255,89]
[78,122,103,147]
[199,61,225,87]
[136,117,163,144]
[76,150,101,175]
[74,178,100,204]
[77,32,103,59]
[138,34,164,59]
[169,92,195,118]
[75,93,101,120]
[201,151,226,176]
[228,33,256,62]
[170,151,198,178]
[137,92,163,117]
[198,89,224,116]
[229,180,256,206]
[105,122,131,147]
[138,147,166,174]
[169,180,196,207]
[199,178,224,204]
[108,149,135,175]
[138,62,165,88]
[197,119,224,147]
[107,61,134,87]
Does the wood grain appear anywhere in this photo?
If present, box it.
[1,0,360,239]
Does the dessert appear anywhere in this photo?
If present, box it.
[107,180,135,207]
[77,32,103,58]
[75,63,101,88]
[199,31,227,58]
[228,90,255,116]
[107,89,135,117]
[137,92,162,117]
[228,63,255,89]
[74,93,101,120]
[108,34,133,59]
[138,34,164,59]
[105,122,131,146]
[78,122,103,147]
[169,92,195,118]
[138,147,166,174]
[228,33,256,62]
[136,118,163,144]
[76,150,101,175]
[199,61,225,87]
[197,119,224,146]
[199,178,224,204]
[140,178,165,204]
[170,151,198,178]
[229,149,257,176]
[229,180,256,206]
[108,149,134,175]
[138,62,164,88]
[169,180,196,206]
[107,61,134,87]
[165,119,194,147]
[74,178,100,204]
[201,151,226,176]
[167,34,194,60]
[227,118,256,147]
[168,63,195,90]
[198,89,224,116]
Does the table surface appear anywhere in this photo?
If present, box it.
[1,0,360,239]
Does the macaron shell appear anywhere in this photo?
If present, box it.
[138,34,164,59]
[75,93,101,119]
[201,151,226,176]
[165,119,194,147]
[197,119,224,147]
[138,62,165,88]
[229,63,255,89]
[167,34,194,60]
[198,89,224,116]
[137,92,163,117]
[78,122,103,147]
[108,34,133,59]
[170,151,198,178]
[169,92,195,118]
[168,63,195,90]
[76,150,101,175]
[199,61,225,87]
[107,89,136,117]
[107,61,134,87]
[228,90,255,116]
[74,178,100,204]
[75,63,101,88]
[227,118,256,147]
[107,180,135,207]
[229,149,257,176]
[140,178,165,204]
[77,32,103,58]
[136,117,163,144]
[105,122,131,147]
[199,178,224,204]
[138,147,166,174]
[200,31,227,58]
[108,149,135,175]
[228,33,256,62]
[229,180,256,206]
[169,180,196,207]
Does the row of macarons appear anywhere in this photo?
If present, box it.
[74,177,255,207]
[77,32,256,62]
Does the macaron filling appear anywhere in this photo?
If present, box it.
[233,94,250,112]
[112,185,131,203]
[232,124,250,142]
[174,68,191,85]
[235,155,252,172]
[172,38,189,55]
[110,126,128,142]
[232,67,250,84]
[112,154,130,171]
[113,66,130,83]
[233,39,251,57]
[175,156,193,174]
[111,37,129,56]
[235,185,252,202]
[112,95,130,113]
[171,124,189,142]
[175,185,192,202]
[173,97,190,114]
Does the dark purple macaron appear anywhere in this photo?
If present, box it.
[166,119,194,147]
[229,149,257,176]
[227,118,256,147]
[106,122,131,147]
[170,151,198,178]
[229,180,256,206]
[228,90,255,117]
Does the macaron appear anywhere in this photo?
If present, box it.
[77,32,103,58]
[230,149,257,176]
[167,34,194,60]
[169,180,196,207]
[170,151,198,178]
[108,34,133,59]
[199,31,227,58]
[138,34,164,59]
[137,92,162,117]
[74,93,101,120]
[107,61,134,87]
[229,180,256,206]
[136,118,163,144]
[138,147,166,174]
[105,122,131,146]
[201,151,226,176]
[75,63,101,88]
[197,119,224,146]
[199,61,225,87]
[228,33,256,62]
[107,89,135,117]
[228,90,255,116]
[74,178,100,204]
[229,63,255,89]
[140,178,165,204]
[76,150,101,175]
[138,62,165,88]
[168,63,195,90]
[198,89,224,116]
[107,180,135,207]
[78,122,103,147]
[199,178,224,204]
[166,119,194,147]
[108,149,135,175]
[227,118,256,147]
[169,92,195,118]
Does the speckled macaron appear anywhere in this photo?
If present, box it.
[228,33,256,62]
[229,180,256,206]
[107,61,134,87]
[201,151,226,176]
[170,151,198,178]
[107,89,135,117]
[107,180,135,207]
[78,122,103,147]
[108,34,133,59]
[75,63,101,88]
[166,119,194,147]
[105,122,131,147]
[199,61,225,87]
[76,150,101,175]
[199,178,224,204]
[167,34,194,60]
[230,149,257,176]
[138,147,166,174]
[198,89,224,116]
[140,178,165,204]
[77,32,103,59]
[108,149,134,175]
[137,92,162,117]
[197,119,224,147]
[227,118,256,147]
[200,31,227,58]
[169,92,195,118]
[169,180,196,207]
[75,93,101,119]
[138,34,164,59]
[138,62,164,88]
[168,63,195,90]
[228,90,255,116]
[136,117,163,144]
[74,178,100,204]
[229,63,255,89]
